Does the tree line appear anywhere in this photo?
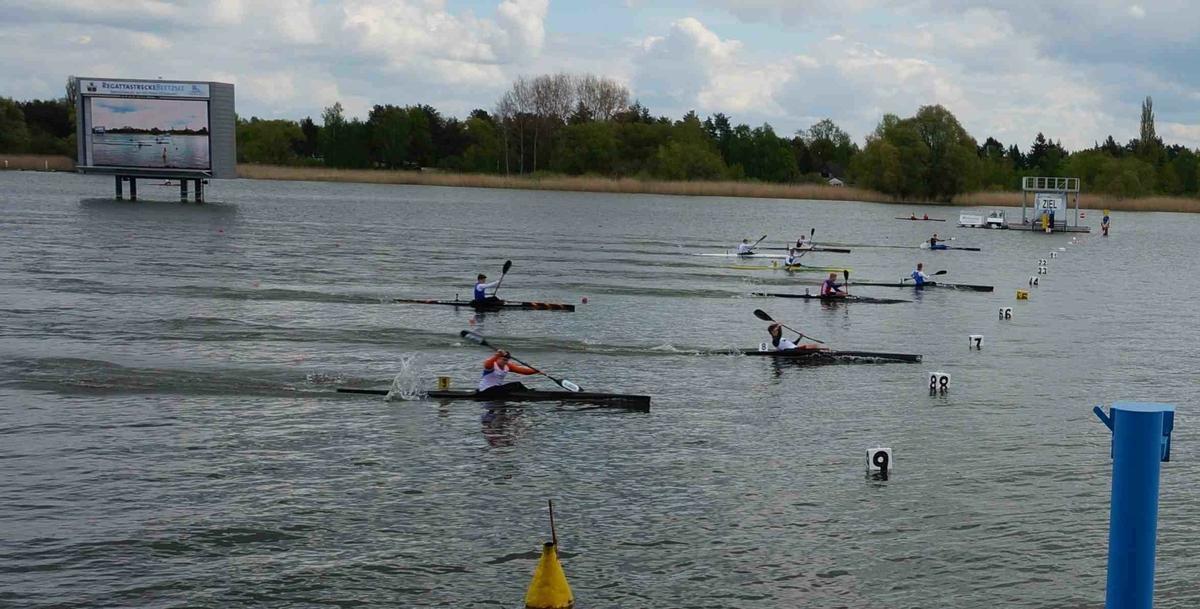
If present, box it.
[2,80,1197,200]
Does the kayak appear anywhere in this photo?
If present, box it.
[920,242,981,252]
[850,280,993,292]
[730,263,850,273]
[337,387,650,410]
[695,252,787,259]
[392,298,575,312]
[759,246,853,253]
[896,217,946,222]
[743,348,921,363]
[751,292,910,304]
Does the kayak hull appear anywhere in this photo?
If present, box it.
[392,298,575,312]
[337,387,650,410]
[850,281,993,292]
[751,292,910,304]
[742,349,921,363]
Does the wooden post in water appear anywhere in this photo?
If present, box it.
[180,180,188,202]
[195,179,204,203]
[129,178,138,201]
[115,176,123,200]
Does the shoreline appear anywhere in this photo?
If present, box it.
[4,155,1198,213]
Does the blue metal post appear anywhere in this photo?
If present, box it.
[1094,401,1175,609]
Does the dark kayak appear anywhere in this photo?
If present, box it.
[743,348,921,363]
[392,298,575,312]
[849,280,993,292]
[337,387,649,410]
[751,292,910,304]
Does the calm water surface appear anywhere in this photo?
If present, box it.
[2,171,1198,608]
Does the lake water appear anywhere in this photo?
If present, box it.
[2,170,1198,608]
[91,134,209,170]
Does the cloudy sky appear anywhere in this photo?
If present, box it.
[2,0,1197,150]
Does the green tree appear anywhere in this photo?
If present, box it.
[553,121,618,175]
[0,97,31,152]
[237,117,304,164]
[911,105,979,199]
[367,105,412,169]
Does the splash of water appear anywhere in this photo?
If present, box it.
[385,354,428,401]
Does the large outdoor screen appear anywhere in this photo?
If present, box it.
[87,97,210,170]
[74,77,236,178]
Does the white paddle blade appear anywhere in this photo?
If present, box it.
[460,330,486,345]
[560,379,582,392]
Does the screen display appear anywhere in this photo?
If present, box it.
[86,97,210,170]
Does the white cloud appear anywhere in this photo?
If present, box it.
[1128,4,1146,18]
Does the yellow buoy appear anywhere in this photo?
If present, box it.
[524,542,573,609]
[1016,289,1029,300]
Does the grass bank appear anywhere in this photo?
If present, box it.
[954,190,1200,213]
[1,154,75,171]
[237,164,888,203]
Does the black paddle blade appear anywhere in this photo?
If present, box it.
[843,269,850,281]
[810,227,815,237]
[502,260,513,274]
[934,270,948,275]
[753,309,774,321]
[460,330,487,345]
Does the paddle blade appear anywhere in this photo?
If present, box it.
[559,379,582,392]
[934,270,948,275]
[753,309,774,322]
[502,260,513,274]
[843,269,850,281]
[460,330,488,346]
[810,227,815,238]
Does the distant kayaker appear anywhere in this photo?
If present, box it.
[922,213,930,220]
[1102,209,1111,236]
[736,239,755,255]
[911,262,929,286]
[473,273,501,305]
[477,350,537,394]
[929,233,946,249]
[794,235,809,249]
[784,248,801,266]
[909,212,918,220]
[820,272,846,297]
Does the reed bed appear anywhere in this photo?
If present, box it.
[955,190,1200,213]
[238,164,888,203]
[0,154,75,171]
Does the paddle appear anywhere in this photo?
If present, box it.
[460,330,581,392]
[753,309,826,344]
[491,260,513,298]
[843,269,850,296]
[743,234,768,255]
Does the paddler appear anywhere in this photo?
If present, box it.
[473,273,502,305]
[1102,209,1110,236]
[922,213,930,220]
[820,272,846,298]
[911,262,929,286]
[909,212,918,220]
[784,247,801,266]
[768,323,820,351]
[929,233,946,249]
[794,235,809,249]
[736,238,755,255]
[477,349,537,395]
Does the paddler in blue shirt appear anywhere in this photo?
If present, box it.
[473,273,501,305]
[784,248,801,266]
[911,262,929,286]
[820,272,846,298]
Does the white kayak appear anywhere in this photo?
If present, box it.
[694,252,788,259]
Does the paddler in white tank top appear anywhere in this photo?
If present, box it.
[767,323,821,351]
[784,248,801,266]
[735,239,755,255]
[477,350,537,394]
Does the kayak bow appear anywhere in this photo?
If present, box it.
[849,280,994,292]
[743,348,921,363]
[751,292,910,304]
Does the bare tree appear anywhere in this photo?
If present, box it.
[575,74,629,121]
